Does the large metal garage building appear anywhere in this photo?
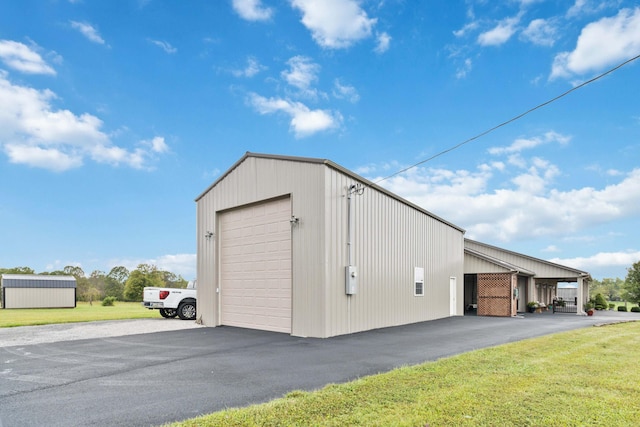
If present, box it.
[196,153,465,338]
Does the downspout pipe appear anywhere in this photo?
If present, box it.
[347,185,355,267]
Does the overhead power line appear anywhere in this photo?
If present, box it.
[374,53,640,186]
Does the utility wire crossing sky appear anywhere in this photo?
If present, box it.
[0,1,639,281]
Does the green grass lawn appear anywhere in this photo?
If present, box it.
[0,301,158,327]
[171,321,640,427]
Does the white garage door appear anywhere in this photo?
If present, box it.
[219,197,292,333]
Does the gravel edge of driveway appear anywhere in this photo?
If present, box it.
[0,318,205,347]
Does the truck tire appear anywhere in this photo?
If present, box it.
[159,308,178,318]
[177,301,196,320]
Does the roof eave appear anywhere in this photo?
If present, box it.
[195,152,466,233]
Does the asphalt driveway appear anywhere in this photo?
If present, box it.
[0,311,635,427]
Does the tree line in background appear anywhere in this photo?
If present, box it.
[2,261,639,306]
[0,264,188,302]
[588,260,640,306]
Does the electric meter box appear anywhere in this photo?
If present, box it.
[345,265,358,295]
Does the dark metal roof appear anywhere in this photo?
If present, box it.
[195,152,465,233]
[1,274,77,288]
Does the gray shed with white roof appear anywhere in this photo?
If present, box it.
[1,274,77,309]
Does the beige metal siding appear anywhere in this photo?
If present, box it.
[323,167,464,337]
[219,197,292,333]
[197,157,327,337]
[465,240,585,279]
[464,252,512,274]
[197,154,465,338]
[3,288,75,309]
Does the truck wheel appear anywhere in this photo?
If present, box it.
[159,308,178,318]
[177,302,196,320]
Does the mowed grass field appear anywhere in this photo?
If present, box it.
[0,301,158,327]
[171,321,640,427]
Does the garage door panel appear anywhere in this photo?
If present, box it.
[220,197,292,334]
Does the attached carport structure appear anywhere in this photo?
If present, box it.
[464,239,591,316]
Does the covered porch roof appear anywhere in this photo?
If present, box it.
[464,239,591,282]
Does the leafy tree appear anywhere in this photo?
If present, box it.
[41,270,66,275]
[158,270,188,288]
[590,277,625,301]
[623,260,640,306]
[123,264,163,301]
[63,266,86,278]
[85,270,109,302]
[77,276,101,304]
[107,266,129,285]
[594,293,608,310]
[0,266,35,275]
[105,266,129,300]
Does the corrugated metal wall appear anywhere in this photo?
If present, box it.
[3,288,76,309]
[197,156,327,337]
[464,252,511,274]
[323,167,464,337]
[197,155,465,338]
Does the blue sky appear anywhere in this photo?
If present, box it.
[1,0,639,281]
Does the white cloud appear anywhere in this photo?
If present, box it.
[232,0,273,22]
[0,72,167,171]
[550,251,640,270]
[551,7,640,80]
[542,245,560,253]
[566,0,620,18]
[232,56,266,77]
[145,136,169,153]
[361,129,640,245]
[454,6,479,38]
[521,18,558,46]
[456,58,473,79]
[477,14,522,46]
[567,0,588,17]
[281,55,320,91]
[489,131,571,155]
[384,166,640,243]
[333,79,359,103]
[0,40,56,75]
[4,144,82,172]
[70,21,106,45]
[374,32,391,53]
[290,0,377,49]
[248,93,342,138]
[148,39,177,54]
[453,21,479,38]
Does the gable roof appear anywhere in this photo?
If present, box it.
[465,247,536,276]
[465,239,591,280]
[196,152,465,233]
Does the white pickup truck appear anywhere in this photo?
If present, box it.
[142,280,197,320]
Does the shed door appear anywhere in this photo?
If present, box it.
[219,197,292,333]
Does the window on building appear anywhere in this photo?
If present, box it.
[414,267,424,297]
